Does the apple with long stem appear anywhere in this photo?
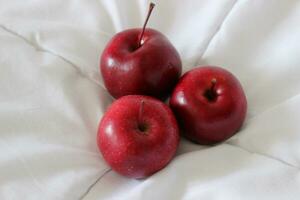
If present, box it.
[100,3,182,99]
[170,66,247,145]
[98,95,179,178]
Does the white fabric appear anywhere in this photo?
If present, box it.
[0,0,300,199]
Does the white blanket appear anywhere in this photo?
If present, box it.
[1,0,300,199]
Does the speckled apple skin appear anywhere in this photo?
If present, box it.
[97,95,179,179]
[170,66,247,145]
[100,28,182,99]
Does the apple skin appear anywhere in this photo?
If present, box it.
[97,95,179,179]
[100,28,182,99]
[170,66,247,145]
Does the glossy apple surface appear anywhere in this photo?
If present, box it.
[98,95,179,178]
[170,66,247,145]
[100,28,182,99]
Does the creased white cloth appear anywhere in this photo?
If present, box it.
[0,0,300,199]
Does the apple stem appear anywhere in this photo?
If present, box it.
[139,100,145,125]
[138,2,155,48]
[211,78,217,91]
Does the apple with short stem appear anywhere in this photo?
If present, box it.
[170,66,247,145]
[98,95,179,178]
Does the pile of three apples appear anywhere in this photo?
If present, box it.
[97,3,247,179]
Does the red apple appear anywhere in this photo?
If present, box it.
[170,66,247,145]
[100,3,182,99]
[97,95,179,179]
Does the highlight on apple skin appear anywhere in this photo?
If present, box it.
[100,3,182,99]
[170,66,247,145]
[97,95,180,179]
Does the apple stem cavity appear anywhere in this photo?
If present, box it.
[204,78,218,102]
[138,2,155,48]
[138,100,147,132]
